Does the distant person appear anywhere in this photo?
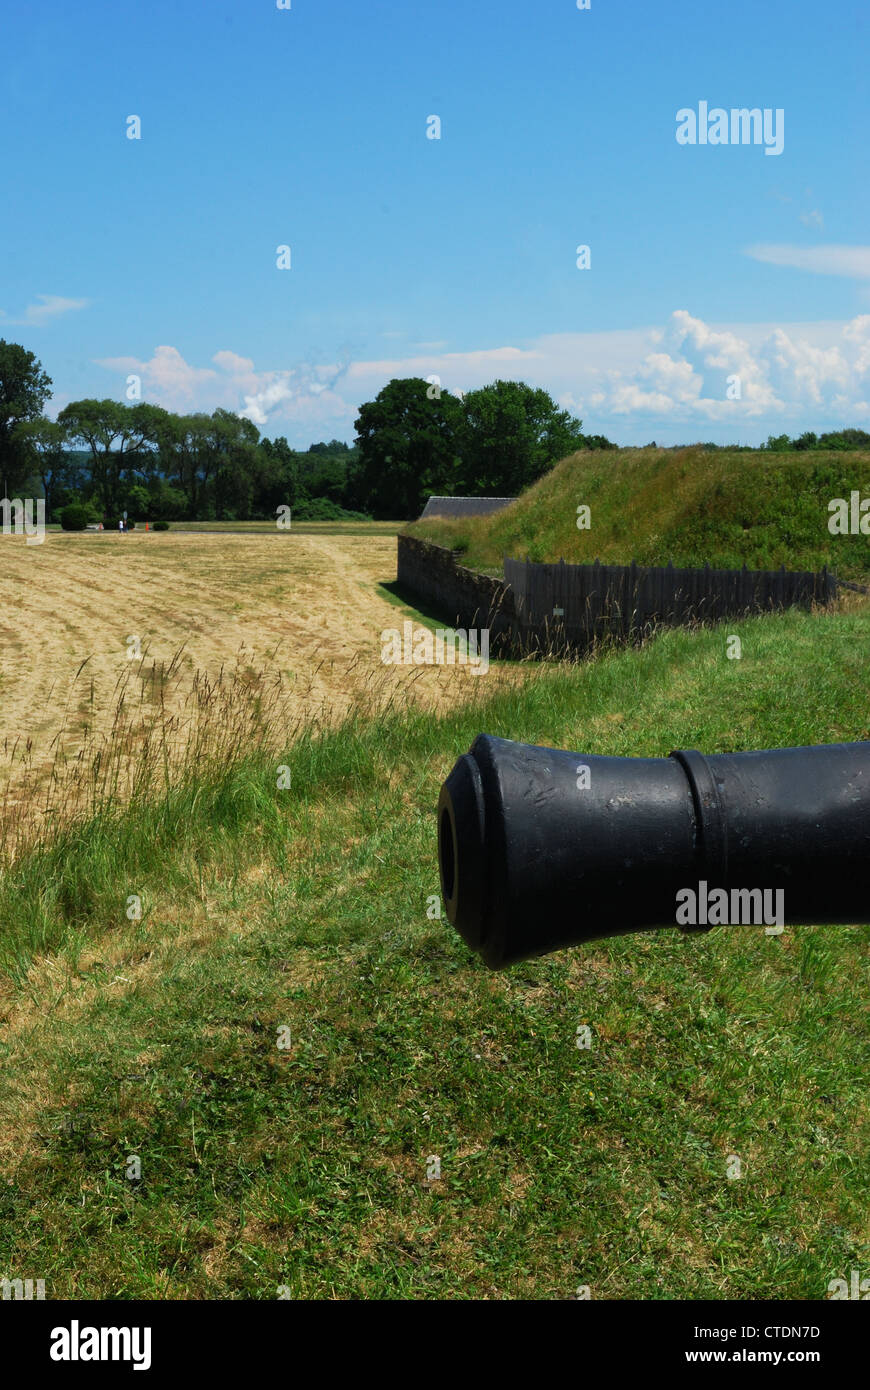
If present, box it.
[119,518,125,533]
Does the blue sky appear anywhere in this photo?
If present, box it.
[3,0,869,446]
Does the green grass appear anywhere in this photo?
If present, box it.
[409,446,870,581]
[165,520,398,536]
[0,600,867,1299]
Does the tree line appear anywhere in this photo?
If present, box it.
[0,339,612,523]
[13,337,863,524]
[761,429,870,451]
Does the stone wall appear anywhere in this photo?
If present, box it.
[396,535,516,647]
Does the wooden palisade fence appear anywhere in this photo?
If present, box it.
[396,536,839,657]
[503,555,837,651]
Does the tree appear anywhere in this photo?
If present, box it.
[308,438,351,455]
[125,483,152,520]
[818,428,870,450]
[149,479,188,521]
[14,417,69,518]
[155,412,215,518]
[256,436,300,516]
[0,340,53,491]
[57,400,166,514]
[353,378,463,518]
[208,410,260,520]
[151,409,259,519]
[456,380,584,495]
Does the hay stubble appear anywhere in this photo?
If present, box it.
[0,529,511,845]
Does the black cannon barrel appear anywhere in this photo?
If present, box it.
[437,735,870,968]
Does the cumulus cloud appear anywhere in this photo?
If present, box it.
[96,345,220,407]
[239,378,294,426]
[212,350,256,377]
[554,311,870,426]
[843,316,870,378]
[763,329,851,406]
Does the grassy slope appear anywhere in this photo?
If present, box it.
[408,447,870,579]
[0,598,867,1299]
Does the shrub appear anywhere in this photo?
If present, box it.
[59,504,89,531]
[153,520,170,531]
[292,497,371,521]
[292,496,344,521]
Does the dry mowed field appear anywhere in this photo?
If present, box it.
[0,528,504,839]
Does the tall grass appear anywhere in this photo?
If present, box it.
[0,644,440,864]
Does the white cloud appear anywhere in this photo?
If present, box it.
[96,345,219,407]
[94,345,357,432]
[239,378,294,425]
[763,329,850,407]
[91,313,870,443]
[744,243,870,279]
[346,345,540,383]
[0,294,89,325]
[561,311,870,425]
[212,350,255,377]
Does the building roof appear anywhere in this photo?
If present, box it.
[419,496,516,520]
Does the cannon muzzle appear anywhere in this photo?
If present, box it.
[437,735,870,968]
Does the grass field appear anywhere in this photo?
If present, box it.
[160,521,399,537]
[0,527,503,847]
[0,584,866,1299]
